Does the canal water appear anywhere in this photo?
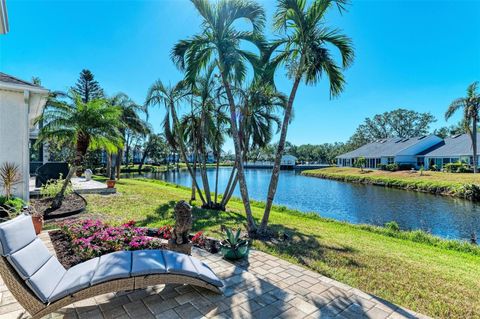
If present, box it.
[123,168,480,241]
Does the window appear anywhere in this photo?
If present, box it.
[417,157,424,167]
[442,158,450,165]
[387,157,395,164]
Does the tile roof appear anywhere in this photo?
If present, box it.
[0,72,43,89]
[337,136,436,159]
[422,133,479,157]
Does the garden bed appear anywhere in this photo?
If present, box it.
[49,219,221,269]
[31,193,87,220]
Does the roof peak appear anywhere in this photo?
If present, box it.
[0,72,44,89]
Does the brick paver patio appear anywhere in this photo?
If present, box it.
[0,232,430,319]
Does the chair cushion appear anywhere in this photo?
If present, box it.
[131,250,166,276]
[91,251,132,285]
[49,257,100,302]
[0,214,36,256]
[189,257,223,287]
[7,238,52,279]
[163,250,198,278]
[26,257,66,303]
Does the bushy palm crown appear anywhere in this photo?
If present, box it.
[36,91,123,156]
[445,81,480,131]
[171,0,266,85]
[145,80,187,149]
[111,93,151,137]
[237,83,285,152]
[274,0,354,96]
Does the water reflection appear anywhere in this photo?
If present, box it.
[122,168,480,241]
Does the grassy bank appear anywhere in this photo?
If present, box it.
[80,177,480,318]
[302,167,480,201]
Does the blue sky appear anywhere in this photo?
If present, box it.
[1,0,479,151]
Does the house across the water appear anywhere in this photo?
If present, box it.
[420,133,480,169]
[336,134,479,170]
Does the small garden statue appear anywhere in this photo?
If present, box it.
[84,169,93,181]
[168,200,192,254]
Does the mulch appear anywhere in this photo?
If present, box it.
[31,193,86,219]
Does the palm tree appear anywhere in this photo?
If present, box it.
[145,80,208,205]
[171,0,266,234]
[110,93,151,179]
[445,81,480,173]
[36,91,123,210]
[259,0,354,235]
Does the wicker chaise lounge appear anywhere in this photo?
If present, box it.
[0,214,223,319]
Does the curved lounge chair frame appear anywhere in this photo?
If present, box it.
[0,256,221,319]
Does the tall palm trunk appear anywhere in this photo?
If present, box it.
[214,153,220,204]
[259,75,302,235]
[169,102,207,205]
[199,105,213,206]
[191,151,197,201]
[219,68,256,234]
[220,164,237,208]
[472,117,478,173]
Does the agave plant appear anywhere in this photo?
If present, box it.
[219,227,249,260]
[0,162,22,200]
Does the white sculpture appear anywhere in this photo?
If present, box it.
[84,169,93,181]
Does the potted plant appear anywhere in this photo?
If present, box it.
[219,227,249,260]
[29,206,44,235]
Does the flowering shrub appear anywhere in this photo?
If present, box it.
[191,231,206,246]
[60,219,163,260]
[158,225,173,239]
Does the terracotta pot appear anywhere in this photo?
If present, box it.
[106,180,116,188]
[31,216,44,235]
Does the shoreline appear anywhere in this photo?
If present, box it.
[302,167,480,201]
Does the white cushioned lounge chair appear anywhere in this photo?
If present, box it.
[0,214,223,319]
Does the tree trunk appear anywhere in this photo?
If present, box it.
[51,136,89,210]
[50,163,76,210]
[220,164,237,208]
[259,75,302,235]
[116,149,123,180]
[191,152,197,201]
[199,106,212,206]
[138,146,149,173]
[472,117,478,173]
[214,154,220,204]
[219,68,256,234]
[170,103,207,205]
[110,153,116,180]
[105,151,111,177]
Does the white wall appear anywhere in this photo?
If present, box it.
[0,89,29,200]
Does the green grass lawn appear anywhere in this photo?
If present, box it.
[83,177,480,319]
[303,167,480,200]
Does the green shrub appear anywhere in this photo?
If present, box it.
[40,176,73,198]
[376,163,387,170]
[445,162,473,173]
[385,163,399,171]
[0,196,26,217]
[385,221,400,232]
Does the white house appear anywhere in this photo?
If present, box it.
[0,73,49,200]
[336,135,443,169]
[420,133,480,169]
